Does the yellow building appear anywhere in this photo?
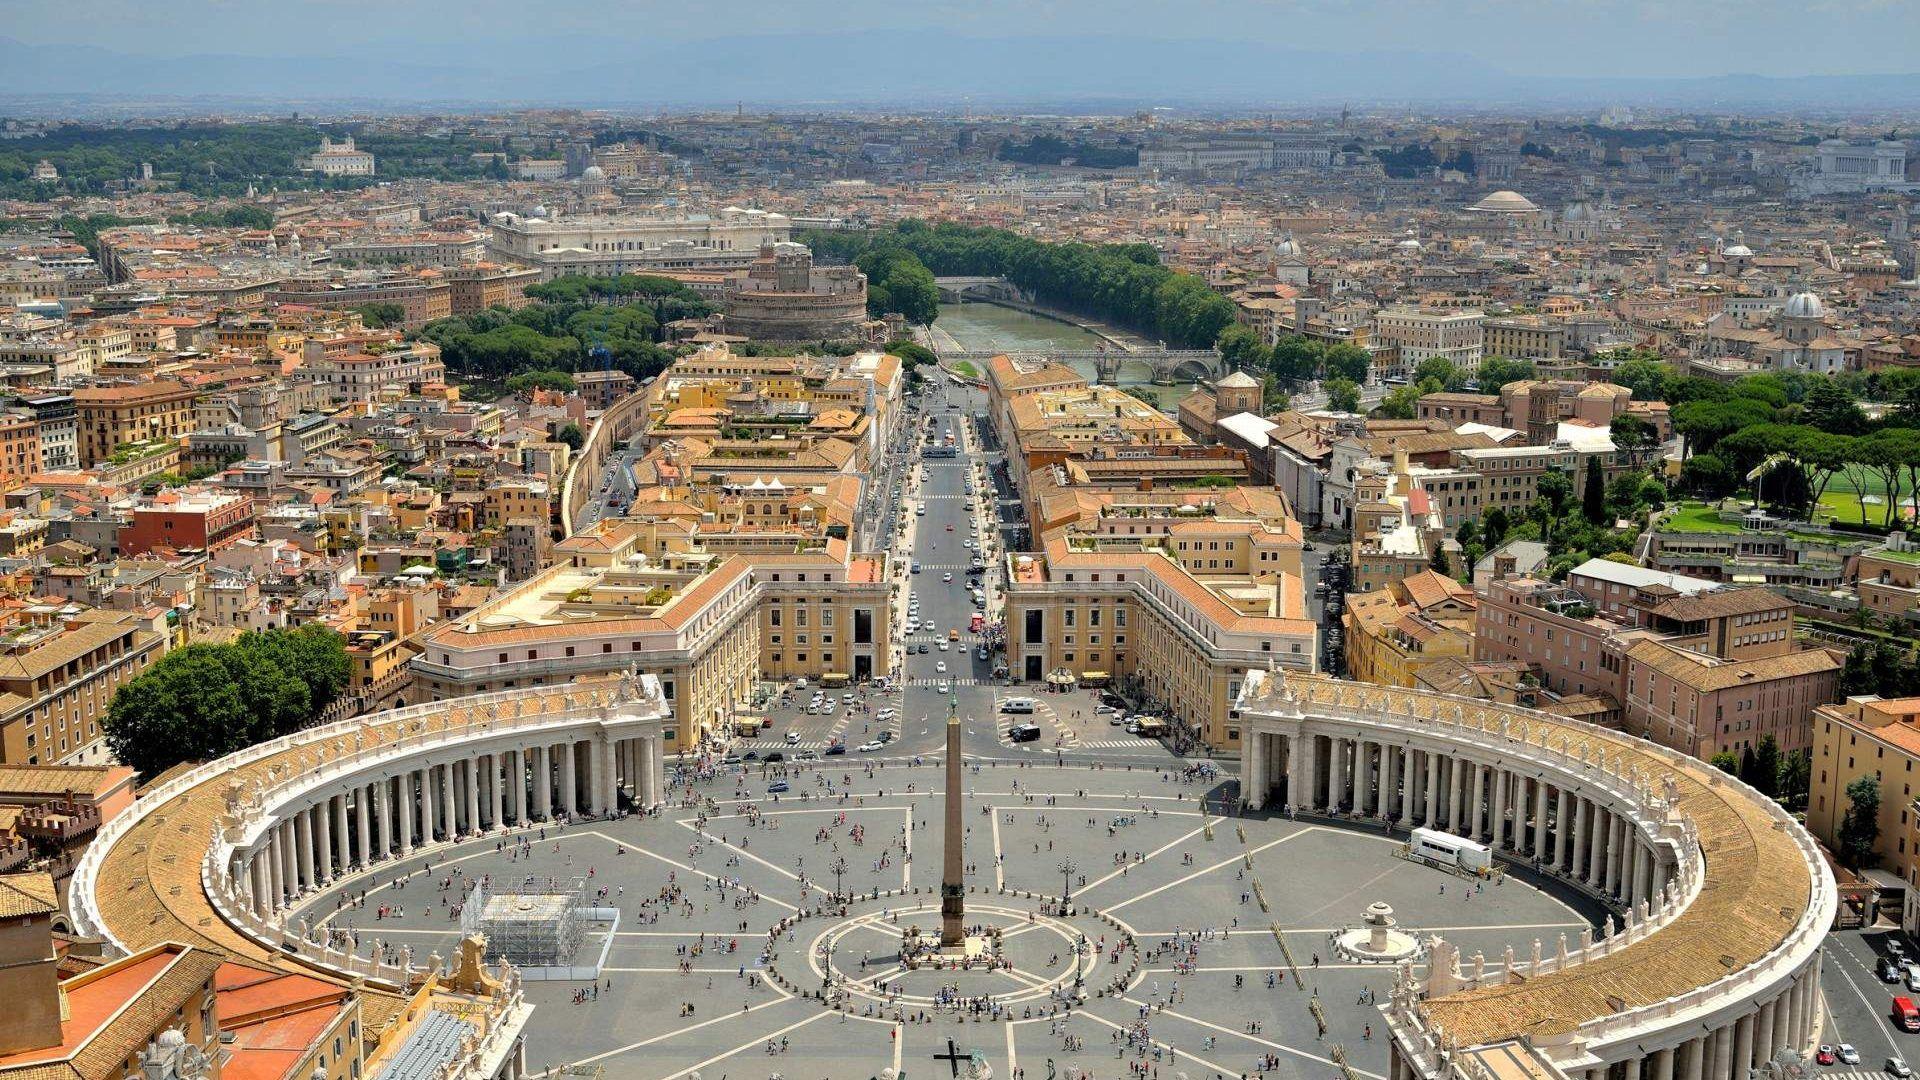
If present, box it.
[1003,490,1315,753]
[1807,694,1920,929]
[1342,569,1476,688]
[411,517,890,747]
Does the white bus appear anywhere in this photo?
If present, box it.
[999,697,1038,714]
[1410,827,1492,874]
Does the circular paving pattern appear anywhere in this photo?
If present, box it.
[276,759,1603,1080]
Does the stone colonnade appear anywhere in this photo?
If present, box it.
[241,731,662,915]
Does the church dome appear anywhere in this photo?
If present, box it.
[1782,292,1825,320]
[1561,202,1592,222]
[1721,244,1753,257]
[581,165,607,182]
[1467,190,1540,214]
[1274,235,1301,257]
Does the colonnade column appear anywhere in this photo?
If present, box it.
[510,749,528,825]
[420,765,437,843]
[332,795,351,873]
[1424,751,1440,826]
[1531,780,1549,856]
[534,745,552,820]
[354,785,371,866]
[251,854,271,917]
[1682,1034,1706,1080]
[1732,1015,1754,1080]
[1573,798,1591,883]
[1652,1046,1675,1080]
[373,778,391,860]
[560,741,578,816]
[314,801,334,882]
[293,809,313,891]
[396,772,414,854]
[1756,1000,1779,1069]
[1554,788,1572,869]
[1448,756,1466,831]
[1468,762,1485,841]
[489,753,505,829]
[1384,744,1401,822]
[463,758,481,833]
[1490,767,1507,848]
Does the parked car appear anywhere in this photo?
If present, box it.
[1843,1046,1863,1065]
[767,781,790,794]
[1886,1059,1910,1079]
[1818,1046,1836,1066]
[825,744,847,756]
[858,741,884,752]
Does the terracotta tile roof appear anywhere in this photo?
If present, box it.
[0,872,58,918]
[1624,639,1841,691]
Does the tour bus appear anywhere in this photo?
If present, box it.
[1410,827,1494,874]
[1132,716,1168,739]
[1000,697,1038,714]
[1895,997,1920,1033]
[970,613,986,633]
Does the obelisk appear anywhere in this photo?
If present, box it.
[939,710,965,947]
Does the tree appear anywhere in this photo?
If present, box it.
[1803,377,1868,436]
[1838,773,1883,868]
[885,339,937,368]
[1482,506,1510,549]
[1537,467,1574,519]
[1474,356,1534,393]
[103,626,349,779]
[1325,378,1361,414]
[1609,413,1658,459]
[1321,345,1372,385]
[505,369,577,395]
[1709,750,1739,774]
[1778,750,1812,810]
[1413,356,1461,391]
[555,422,585,451]
[857,247,940,326]
[354,301,406,329]
[1582,457,1607,524]
[1610,353,1675,401]
[1431,545,1452,577]
[1751,734,1783,799]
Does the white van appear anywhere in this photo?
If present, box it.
[999,697,1038,715]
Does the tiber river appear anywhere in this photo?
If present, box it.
[932,301,1203,413]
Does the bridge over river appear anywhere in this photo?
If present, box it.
[940,348,1223,384]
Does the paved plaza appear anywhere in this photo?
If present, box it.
[294,755,1602,1080]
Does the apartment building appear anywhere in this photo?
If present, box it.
[118,488,256,556]
[1621,638,1839,759]
[1372,306,1485,375]
[1482,316,1566,361]
[295,337,446,405]
[0,606,166,765]
[72,381,196,468]
[1807,696,1920,930]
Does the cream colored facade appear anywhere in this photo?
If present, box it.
[1004,504,1314,751]
[411,519,889,747]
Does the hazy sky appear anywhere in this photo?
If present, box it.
[5,0,1919,80]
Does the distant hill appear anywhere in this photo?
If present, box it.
[6,33,1920,111]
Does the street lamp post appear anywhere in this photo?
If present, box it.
[1058,857,1077,914]
[831,857,847,905]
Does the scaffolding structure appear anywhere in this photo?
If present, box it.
[461,879,588,968]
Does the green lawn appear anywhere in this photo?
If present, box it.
[1660,503,1743,533]
[1817,470,1915,527]
[952,360,981,379]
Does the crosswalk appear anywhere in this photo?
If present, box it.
[1820,1067,1891,1080]
[1073,738,1169,751]
[901,677,989,687]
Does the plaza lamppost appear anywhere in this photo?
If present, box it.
[1058,856,1077,915]
[831,857,848,905]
